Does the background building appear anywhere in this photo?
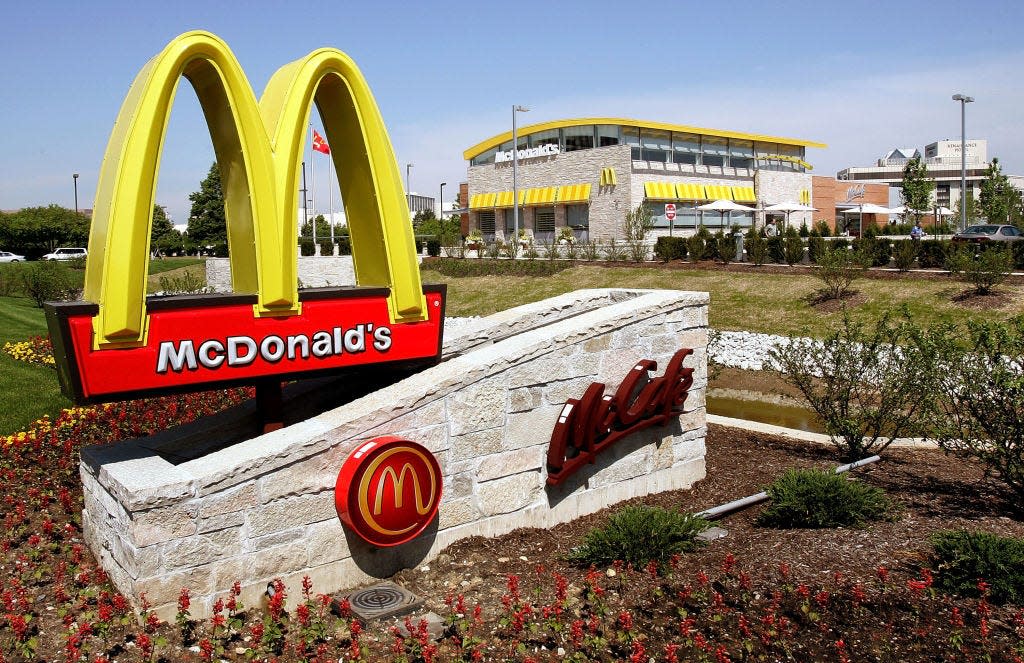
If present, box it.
[464,118,825,242]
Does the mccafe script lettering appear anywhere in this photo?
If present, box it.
[546,348,694,486]
[157,324,392,373]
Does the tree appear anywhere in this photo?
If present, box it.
[898,156,935,225]
[623,202,653,262]
[187,163,226,248]
[954,189,978,228]
[0,205,89,258]
[979,157,1022,225]
[300,214,332,239]
[150,205,182,256]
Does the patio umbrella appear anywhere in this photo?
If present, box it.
[762,201,818,230]
[840,203,892,236]
[697,199,754,228]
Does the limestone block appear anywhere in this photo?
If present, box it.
[446,377,506,435]
[251,527,306,551]
[477,471,543,516]
[134,565,216,608]
[197,511,245,535]
[476,447,544,482]
[673,434,707,465]
[107,529,162,579]
[582,335,611,353]
[509,387,543,413]
[653,435,676,471]
[450,428,504,462]
[164,529,241,571]
[438,498,480,530]
[305,519,351,567]
[542,377,599,407]
[360,399,447,440]
[247,493,336,539]
[443,472,475,501]
[258,449,341,504]
[199,482,258,518]
[586,444,654,489]
[252,542,308,580]
[504,405,561,451]
[130,503,198,547]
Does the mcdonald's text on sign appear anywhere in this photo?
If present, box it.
[335,436,443,547]
[43,31,444,405]
[546,348,694,486]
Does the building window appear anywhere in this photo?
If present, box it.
[471,147,497,166]
[563,125,595,152]
[641,129,671,163]
[502,208,514,235]
[623,127,641,160]
[478,211,496,241]
[729,139,754,170]
[535,208,555,242]
[566,204,589,241]
[673,132,700,165]
[702,136,727,167]
[529,129,559,149]
[597,125,620,147]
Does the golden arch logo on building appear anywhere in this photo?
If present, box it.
[45,31,445,405]
[335,437,442,547]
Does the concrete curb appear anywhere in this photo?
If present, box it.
[707,414,939,449]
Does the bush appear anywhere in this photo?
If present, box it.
[831,238,850,252]
[745,229,768,265]
[766,236,785,263]
[715,231,735,264]
[568,505,709,571]
[602,238,627,262]
[798,222,809,238]
[931,530,1024,604]
[814,247,865,300]
[423,257,573,278]
[21,261,77,307]
[757,468,893,529]
[769,309,933,459]
[158,271,209,295]
[1013,241,1024,269]
[815,220,832,237]
[426,238,441,257]
[783,230,805,265]
[946,246,1013,294]
[0,264,21,297]
[337,236,352,255]
[654,236,687,262]
[917,239,947,268]
[580,240,600,262]
[892,239,917,272]
[299,238,315,256]
[685,234,705,262]
[807,233,826,264]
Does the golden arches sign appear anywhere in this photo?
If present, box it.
[85,30,426,348]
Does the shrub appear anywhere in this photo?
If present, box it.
[783,230,805,265]
[685,234,705,262]
[892,239,917,272]
[745,229,768,265]
[715,231,735,264]
[423,258,572,278]
[814,247,865,300]
[815,220,832,237]
[654,236,687,262]
[21,261,77,307]
[603,238,627,262]
[337,236,352,255]
[541,241,560,261]
[1013,241,1024,269]
[0,264,21,297]
[769,309,933,459]
[299,238,315,256]
[831,238,850,251]
[931,530,1024,604]
[757,468,893,529]
[568,505,708,570]
[946,245,1013,294]
[798,222,809,238]
[766,236,785,263]
[158,270,209,295]
[807,233,826,264]
[426,238,441,257]
[580,240,600,262]
[917,239,947,268]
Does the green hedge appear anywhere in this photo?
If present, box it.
[423,258,574,278]
[654,236,687,262]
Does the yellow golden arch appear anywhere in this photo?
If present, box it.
[85,31,426,347]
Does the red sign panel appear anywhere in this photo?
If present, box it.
[45,285,445,403]
[546,348,694,486]
[335,436,443,547]
[665,203,676,221]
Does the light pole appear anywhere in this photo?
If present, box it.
[439,182,446,220]
[512,105,529,242]
[406,163,413,209]
[72,173,79,214]
[952,93,974,231]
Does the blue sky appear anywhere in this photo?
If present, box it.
[2,0,1023,224]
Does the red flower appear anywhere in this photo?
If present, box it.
[177,587,191,614]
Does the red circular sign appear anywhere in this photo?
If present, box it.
[334,436,443,547]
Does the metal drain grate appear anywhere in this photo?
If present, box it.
[335,582,423,622]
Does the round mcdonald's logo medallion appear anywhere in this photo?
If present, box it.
[334,436,442,547]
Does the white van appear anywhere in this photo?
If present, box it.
[42,247,88,261]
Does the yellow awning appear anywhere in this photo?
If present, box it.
[704,184,733,201]
[523,187,557,206]
[600,167,617,186]
[676,183,707,200]
[557,183,592,203]
[469,192,497,209]
[494,191,525,208]
[731,186,756,203]
[644,181,678,201]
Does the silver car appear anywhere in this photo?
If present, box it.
[0,250,25,263]
[951,224,1022,245]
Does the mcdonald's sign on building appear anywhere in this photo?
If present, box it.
[44,31,445,406]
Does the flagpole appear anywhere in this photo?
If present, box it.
[329,154,335,246]
[310,124,317,246]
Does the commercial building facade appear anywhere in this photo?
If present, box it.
[464,118,825,243]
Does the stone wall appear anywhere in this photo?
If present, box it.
[80,288,708,618]
[206,256,357,292]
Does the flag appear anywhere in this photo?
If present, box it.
[312,129,330,154]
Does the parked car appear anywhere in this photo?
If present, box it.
[42,247,88,261]
[0,251,25,263]
[951,224,1022,245]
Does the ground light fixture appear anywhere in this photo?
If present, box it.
[512,105,529,241]
[952,94,974,231]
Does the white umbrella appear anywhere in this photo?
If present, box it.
[936,206,954,216]
[840,203,892,236]
[762,201,818,230]
[697,199,754,228]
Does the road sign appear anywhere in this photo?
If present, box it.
[665,203,676,221]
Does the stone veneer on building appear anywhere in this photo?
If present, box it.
[80,288,708,619]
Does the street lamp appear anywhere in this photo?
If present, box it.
[439,182,446,220]
[406,163,413,209]
[512,105,529,242]
[952,93,974,231]
[72,173,79,214]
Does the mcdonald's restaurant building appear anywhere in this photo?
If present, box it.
[464,118,826,242]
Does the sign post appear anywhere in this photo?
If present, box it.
[665,203,677,236]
